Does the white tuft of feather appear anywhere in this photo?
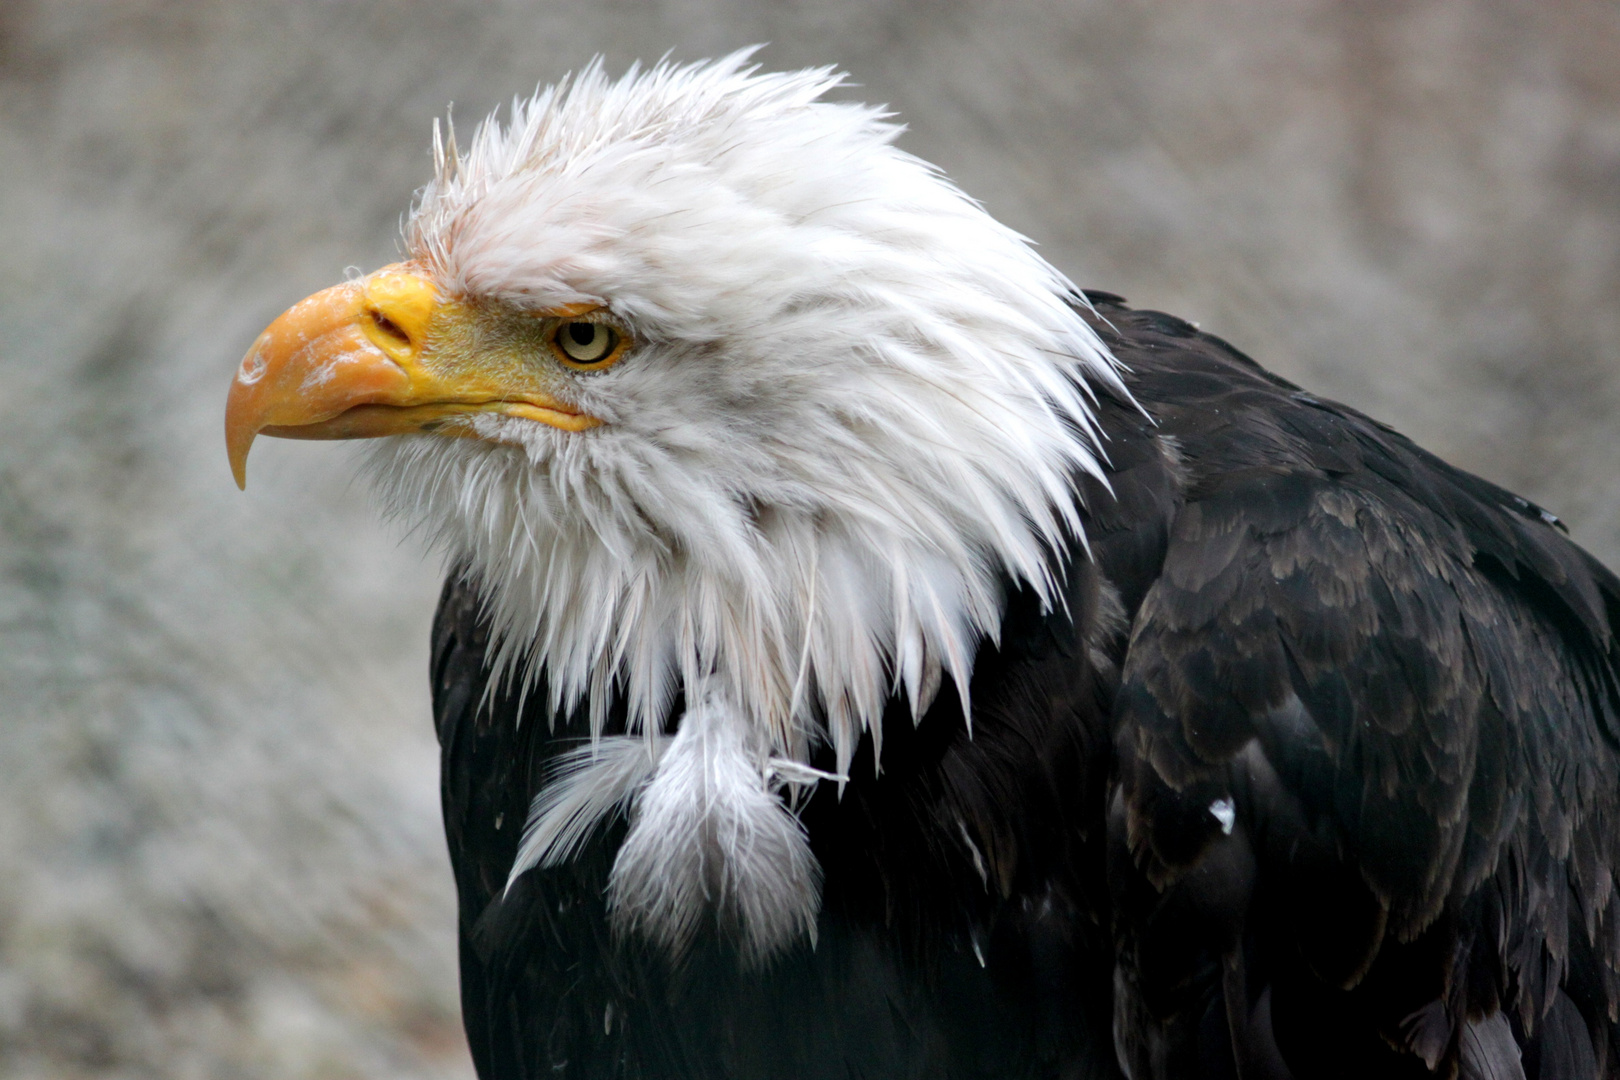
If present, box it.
[606,684,821,962]
[507,736,666,887]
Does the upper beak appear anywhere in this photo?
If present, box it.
[225,263,599,489]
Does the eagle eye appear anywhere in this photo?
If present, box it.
[552,320,622,369]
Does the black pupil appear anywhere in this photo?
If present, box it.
[568,323,596,346]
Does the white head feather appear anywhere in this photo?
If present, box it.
[367,51,1125,959]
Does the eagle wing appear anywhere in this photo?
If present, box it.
[1088,297,1620,1079]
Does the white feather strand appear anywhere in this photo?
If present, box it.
[506,736,666,889]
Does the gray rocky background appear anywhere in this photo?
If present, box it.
[2,2,1618,1076]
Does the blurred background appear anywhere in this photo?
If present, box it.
[2,2,1618,1076]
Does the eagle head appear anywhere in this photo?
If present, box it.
[225,52,1122,959]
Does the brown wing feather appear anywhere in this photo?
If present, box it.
[1086,294,1620,1079]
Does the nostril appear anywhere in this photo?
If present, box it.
[369,308,412,348]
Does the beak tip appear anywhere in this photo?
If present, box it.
[226,411,254,491]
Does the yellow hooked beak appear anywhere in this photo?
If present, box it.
[224,264,601,488]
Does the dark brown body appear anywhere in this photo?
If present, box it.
[432,295,1620,1079]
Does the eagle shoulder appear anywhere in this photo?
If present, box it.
[1087,296,1620,1079]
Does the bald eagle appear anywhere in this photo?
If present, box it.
[226,54,1620,1080]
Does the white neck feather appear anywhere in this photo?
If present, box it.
[366,51,1126,958]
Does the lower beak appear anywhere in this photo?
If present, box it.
[224,265,598,489]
